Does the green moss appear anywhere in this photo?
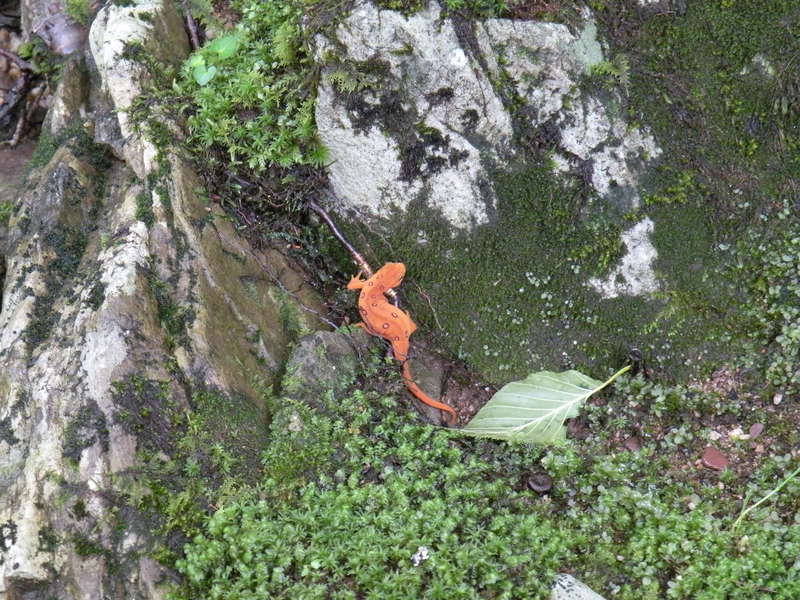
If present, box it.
[0,417,18,446]
[62,401,109,464]
[85,275,106,310]
[24,227,89,351]
[0,201,12,225]
[171,370,800,600]
[111,376,181,452]
[373,0,425,15]
[27,127,63,172]
[190,388,267,479]
[351,158,637,383]
[72,499,89,520]
[135,191,155,227]
[174,0,327,172]
[617,0,798,207]
[148,273,194,351]
[273,287,307,344]
[373,0,507,17]
[37,526,59,553]
[110,379,269,566]
[72,534,104,557]
[28,120,112,177]
[120,40,147,62]
[65,0,92,25]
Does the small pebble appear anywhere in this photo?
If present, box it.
[527,473,553,494]
[729,426,749,441]
[701,446,729,470]
[749,423,764,438]
[623,436,642,452]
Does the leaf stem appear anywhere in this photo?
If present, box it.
[599,364,632,391]
[732,462,800,530]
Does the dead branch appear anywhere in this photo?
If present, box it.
[0,47,33,72]
[182,1,201,51]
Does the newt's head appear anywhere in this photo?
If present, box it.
[381,262,405,279]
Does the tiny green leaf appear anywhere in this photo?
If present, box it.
[459,365,631,443]
[193,64,218,86]
[186,53,206,69]
[206,33,242,60]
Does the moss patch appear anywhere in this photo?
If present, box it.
[353,157,658,384]
[111,377,269,564]
[170,361,800,600]
[333,0,800,386]
[62,400,109,464]
[148,272,195,352]
[24,227,89,352]
[0,417,18,446]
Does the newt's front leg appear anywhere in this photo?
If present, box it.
[347,274,367,290]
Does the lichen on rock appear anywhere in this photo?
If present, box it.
[315,0,513,230]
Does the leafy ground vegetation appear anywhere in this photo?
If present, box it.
[101,0,800,597]
[160,353,800,599]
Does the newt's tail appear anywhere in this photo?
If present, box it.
[402,362,457,425]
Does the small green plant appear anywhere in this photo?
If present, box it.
[184,33,242,86]
[0,201,12,224]
[733,461,800,529]
[587,55,630,92]
[177,0,327,171]
[65,0,93,25]
[443,0,507,17]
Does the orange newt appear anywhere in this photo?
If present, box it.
[347,263,458,424]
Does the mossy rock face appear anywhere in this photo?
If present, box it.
[0,0,329,596]
[316,0,797,384]
[282,328,376,411]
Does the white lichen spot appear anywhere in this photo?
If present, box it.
[411,546,430,566]
[741,54,775,78]
[588,218,659,298]
[81,325,129,400]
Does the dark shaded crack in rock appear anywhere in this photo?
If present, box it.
[0,415,18,446]
[0,254,5,315]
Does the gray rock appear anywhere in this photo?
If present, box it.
[315,1,659,223]
[479,14,661,211]
[552,574,607,600]
[314,1,512,230]
[283,328,375,410]
[315,1,662,299]
[88,0,189,174]
[404,354,449,425]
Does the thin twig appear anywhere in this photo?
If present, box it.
[308,199,369,275]
[0,71,28,127]
[413,283,442,331]
[308,197,400,306]
[0,47,34,72]
[185,14,201,51]
[253,251,339,330]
